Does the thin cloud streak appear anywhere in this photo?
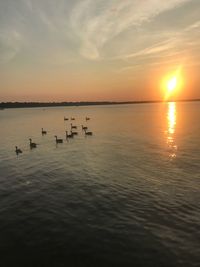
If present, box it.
[117,19,200,73]
[70,0,191,60]
[0,30,23,64]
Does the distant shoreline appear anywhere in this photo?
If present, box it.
[0,99,199,109]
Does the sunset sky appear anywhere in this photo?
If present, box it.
[0,0,200,102]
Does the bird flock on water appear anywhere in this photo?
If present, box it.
[15,116,92,155]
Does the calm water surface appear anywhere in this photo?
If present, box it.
[0,102,199,266]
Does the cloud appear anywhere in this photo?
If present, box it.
[0,0,198,68]
[70,0,191,60]
[119,38,177,60]
[0,30,23,64]
[0,0,79,65]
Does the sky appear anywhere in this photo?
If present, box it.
[0,0,200,102]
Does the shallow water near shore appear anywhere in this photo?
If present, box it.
[0,102,199,266]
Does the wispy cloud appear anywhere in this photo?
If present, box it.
[0,30,23,63]
[0,0,196,65]
[70,0,191,60]
[0,0,76,65]
[118,38,178,60]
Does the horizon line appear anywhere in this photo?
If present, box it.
[0,98,199,109]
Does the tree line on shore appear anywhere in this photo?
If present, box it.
[0,99,199,109]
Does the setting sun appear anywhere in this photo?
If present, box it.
[162,66,184,101]
[167,77,177,93]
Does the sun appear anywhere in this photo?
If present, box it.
[164,75,179,100]
[162,66,183,101]
[167,76,177,93]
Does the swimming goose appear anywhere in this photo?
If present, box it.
[41,128,47,135]
[71,130,78,135]
[64,117,69,121]
[86,117,90,121]
[82,125,88,130]
[84,129,93,136]
[66,131,74,139]
[71,117,75,120]
[15,146,22,154]
[29,138,37,148]
[71,123,77,129]
[54,135,63,143]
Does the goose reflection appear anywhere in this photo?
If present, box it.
[166,102,177,160]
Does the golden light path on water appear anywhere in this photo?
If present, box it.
[166,102,177,160]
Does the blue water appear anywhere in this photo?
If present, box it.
[0,102,199,266]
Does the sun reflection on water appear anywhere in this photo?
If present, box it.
[166,102,178,160]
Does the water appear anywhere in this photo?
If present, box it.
[0,102,199,266]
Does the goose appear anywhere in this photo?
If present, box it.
[64,117,69,121]
[71,130,78,135]
[81,125,88,130]
[86,117,90,121]
[15,146,22,154]
[84,129,93,136]
[54,135,63,143]
[66,131,74,139]
[41,128,47,135]
[29,138,37,148]
[71,123,77,129]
